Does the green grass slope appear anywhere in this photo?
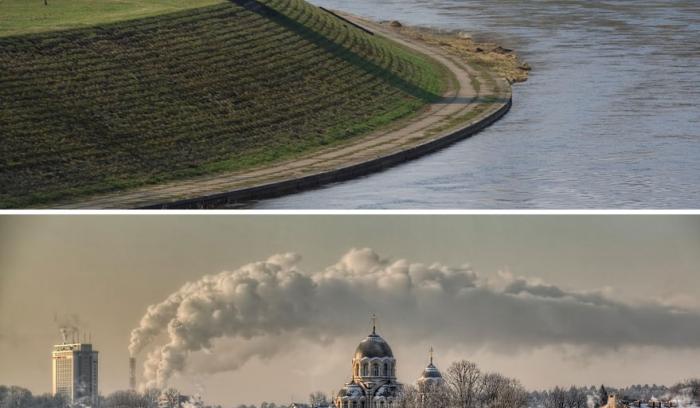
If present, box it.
[0,0,447,208]
[0,0,223,37]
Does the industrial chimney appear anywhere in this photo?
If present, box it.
[129,357,136,390]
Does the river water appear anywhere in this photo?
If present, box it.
[250,0,700,209]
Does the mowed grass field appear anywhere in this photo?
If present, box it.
[0,0,223,37]
[0,0,447,208]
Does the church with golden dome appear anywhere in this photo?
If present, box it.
[334,317,444,408]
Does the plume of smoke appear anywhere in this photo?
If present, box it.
[54,313,83,343]
[128,248,700,389]
[184,335,298,376]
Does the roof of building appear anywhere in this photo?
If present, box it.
[354,332,394,359]
[336,381,364,398]
[421,362,443,379]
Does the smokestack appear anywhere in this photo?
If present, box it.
[129,357,136,390]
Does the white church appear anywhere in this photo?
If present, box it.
[333,317,444,408]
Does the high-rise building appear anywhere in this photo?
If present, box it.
[52,342,99,407]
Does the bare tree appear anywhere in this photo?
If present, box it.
[143,388,162,408]
[0,386,66,408]
[671,379,700,401]
[476,373,527,408]
[445,360,483,408]
[310,392,329,407]
[690,379,700,399]
[420,382,451,408]
[493,379,527,408]
[564,387,587,408]
[0,386,33,408]
[160,388,181,408]
[479,373,509,408]
[396,385,421,408]
[544,387,567,408]
[103,389,150,408]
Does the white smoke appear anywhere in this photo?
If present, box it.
[54,313,84,343]
[184,335,304,376]
[128,248,700,389]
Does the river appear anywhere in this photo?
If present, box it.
[249,0,700,209]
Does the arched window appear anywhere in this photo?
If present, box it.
[355,364,359,377]
[361,401,365,408]
[352,402,357,408]
[372,363,379,376]
[343,402,348,408]
[380,401,385,408]
[362,363,368,376]
[383,362,388,377]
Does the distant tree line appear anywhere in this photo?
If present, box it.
[0,387,224,408]
[1,377,698,408]
[394,360,529,408]
[0,386,66,408]
[238,403,283,408]
[528,381,700,408]
[670,379,700,402]
[528,386,592,408]
[100,389,221,408]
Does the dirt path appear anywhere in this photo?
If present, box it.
[53,15,511,209]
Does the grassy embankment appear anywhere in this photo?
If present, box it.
[0,0,223,37]
[0,0,447,208]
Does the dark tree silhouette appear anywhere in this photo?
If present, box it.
[598,385,609,407]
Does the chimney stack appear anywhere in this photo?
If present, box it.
[129,357,136,390]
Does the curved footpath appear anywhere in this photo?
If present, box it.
[53,14,512,209]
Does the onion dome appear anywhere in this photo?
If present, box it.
[421,362,442,379]
[418,347,444,384]
[354,332,394,359]
[354,317,394,359]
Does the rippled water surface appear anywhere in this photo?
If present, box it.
[252,0,700,209]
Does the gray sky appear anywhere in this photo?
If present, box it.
[1,215,699,406]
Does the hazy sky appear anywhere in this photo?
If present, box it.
[1,215,699,406]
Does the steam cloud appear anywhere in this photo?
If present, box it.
[54,313,84,343]
[129,248,700,389]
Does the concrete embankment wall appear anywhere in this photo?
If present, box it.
[141,92,512,209]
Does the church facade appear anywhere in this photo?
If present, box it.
[334,321,443,408]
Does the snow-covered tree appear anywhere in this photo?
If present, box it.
[445,361,483,408]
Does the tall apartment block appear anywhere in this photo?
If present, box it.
[52,342,99,407]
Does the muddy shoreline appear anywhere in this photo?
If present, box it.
[377,19,530,84]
